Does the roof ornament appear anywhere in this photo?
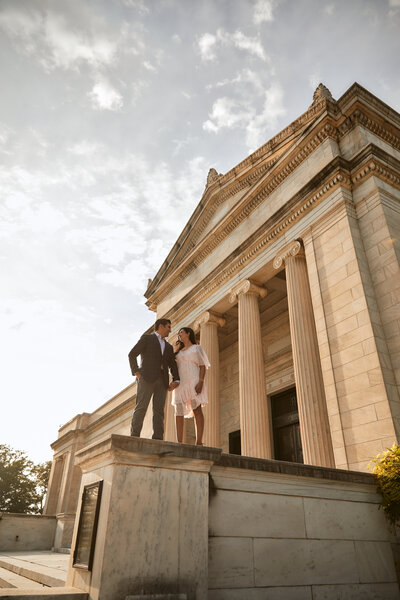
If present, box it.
[313,83,334,104]
[312,83,334,103]
[206,167,222,187]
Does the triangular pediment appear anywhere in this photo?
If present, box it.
[145,86,337,302]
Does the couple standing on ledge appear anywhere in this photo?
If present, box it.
[128,318,210,445]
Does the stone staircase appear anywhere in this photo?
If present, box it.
[0,553,86,600]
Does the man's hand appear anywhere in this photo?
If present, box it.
[135,372,141,380]
[195,380,204,394]
[168,381,179,392]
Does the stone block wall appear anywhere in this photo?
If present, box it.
[0,514,56,551]
[305,192,397,471]
[208,458,399,599]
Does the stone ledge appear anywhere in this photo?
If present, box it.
[216,453,375,484]
[0,588,87,600]
[75,435,222,472]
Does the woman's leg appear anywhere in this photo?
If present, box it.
[193,406,204,445]
[175,415,184,443]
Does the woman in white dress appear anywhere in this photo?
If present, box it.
[171,327,210,445]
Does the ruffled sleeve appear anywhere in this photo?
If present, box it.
[196,345,210,368]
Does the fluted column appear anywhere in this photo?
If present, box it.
[274,240,335,467]
[229,280,272,459]
[194,311,225,447]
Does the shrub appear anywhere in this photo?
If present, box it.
[369,443,400,525]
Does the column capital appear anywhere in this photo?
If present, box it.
[193,310,226,332]
[273,239,304,270]
[229,279,267,304]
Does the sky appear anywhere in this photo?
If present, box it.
[1,0,399,465]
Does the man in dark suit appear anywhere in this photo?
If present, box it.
[128,318,179,440]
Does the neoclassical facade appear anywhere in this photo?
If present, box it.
[44,83,400,549]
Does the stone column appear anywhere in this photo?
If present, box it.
[229,280,272,459]
[194,311,225,448]
[273,240,335,467]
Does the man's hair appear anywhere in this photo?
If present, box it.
[154,318,171,331]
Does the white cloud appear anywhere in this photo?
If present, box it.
[0,7,118,72]
[208,69,264,93]
[68,140,103,156]
[88,80,123,111]
[203,83,285,151]
[245,83,286,149]
[198,29,267,63]
[198,32,217,62]
[203,97,252,133]
[43,13,116,71]
[143,60,156,72]
[253,0,276,24]
[324,4,335,15]
[122,0,150,13]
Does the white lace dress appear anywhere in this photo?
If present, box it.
[172,344,210,418]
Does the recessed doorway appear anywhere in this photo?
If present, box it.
[270,387,303,463]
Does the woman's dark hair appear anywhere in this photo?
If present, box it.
[175,327,197,354]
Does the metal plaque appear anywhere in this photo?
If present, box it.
[73,480,103,570]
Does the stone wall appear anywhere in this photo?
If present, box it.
[0,514,56,551]
[208,456,399,599]
[65,435,399,600]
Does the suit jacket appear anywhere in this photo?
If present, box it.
[128,333,179,388]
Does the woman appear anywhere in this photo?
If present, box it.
[171,327,210,445]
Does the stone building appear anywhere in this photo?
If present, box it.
[44,82,400,552]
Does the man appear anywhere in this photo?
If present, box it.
[128,318,179,440]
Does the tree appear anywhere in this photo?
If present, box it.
[0,445,51,514]
[32,461,52,513]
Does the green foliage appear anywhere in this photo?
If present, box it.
[370,443,400,525]
[0,445,51,514]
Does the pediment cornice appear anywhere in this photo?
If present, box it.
[146,118,339,308]
[146,84,400,310]
[146,95,337,299]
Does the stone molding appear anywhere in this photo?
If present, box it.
[74,434,222,472]
[157,104,400,297]
[147,106,400,310]
[273,240,304,270]
[352,158,400,188]
[193,310,226,332]
[229,279,267,304]
[147,124,341,309]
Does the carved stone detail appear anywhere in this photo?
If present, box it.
[273,240,303,270]
[206,168,222,186]
[193,310,225,332]
[312,83,334,104]
[229,280,267,304]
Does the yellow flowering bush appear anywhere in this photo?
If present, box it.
[369,443,400,525]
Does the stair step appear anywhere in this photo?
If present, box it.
[0,568,45,590]
[0,587,87,600]
[0,558,65,588]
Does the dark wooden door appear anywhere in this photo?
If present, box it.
[271,387,303,463]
